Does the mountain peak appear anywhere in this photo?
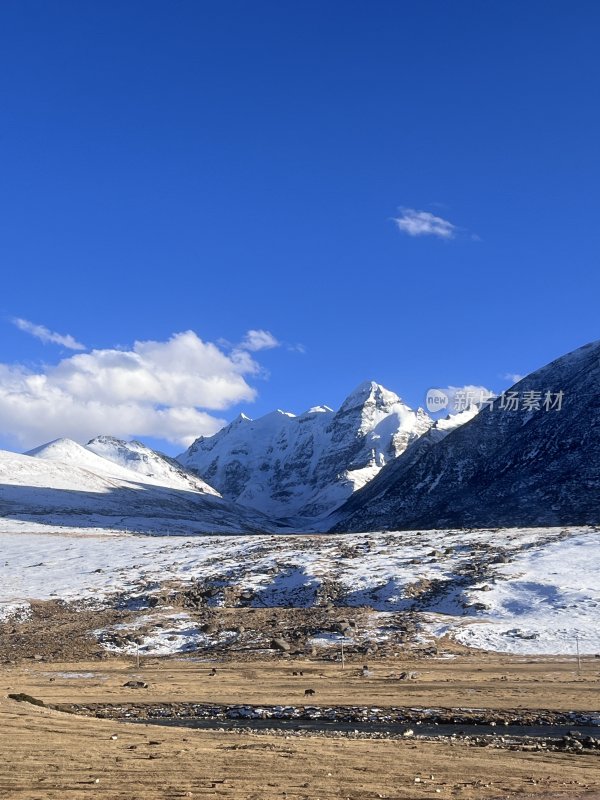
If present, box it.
[231,412,252,425]
[87,434,126,449]
[339,381,403,413]
[350,379,381,396]
[25,436,140,478]
[26,437,87,458]
[86,434,221,496]
[260,409,296,422]
[178,379,436,520]
[304,404,334,415]
[333,338,600,532]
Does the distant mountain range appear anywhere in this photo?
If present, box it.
[0,437,273,535]
[177,381,435,521]
[0,341,598,533]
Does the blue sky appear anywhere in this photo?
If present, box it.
[0,1,598,453]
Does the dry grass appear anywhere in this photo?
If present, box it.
[1,694,599,800]
[3,652,599,712]
[1,654,600,799]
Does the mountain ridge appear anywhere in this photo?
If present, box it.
[2,438,276,535]
[4,341,597,535]
[330,340,600,532]
[86,435,220,496]
[177,381,435,520]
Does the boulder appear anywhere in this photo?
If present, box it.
[201,623,219,635]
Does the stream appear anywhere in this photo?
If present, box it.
[122,715,600,740]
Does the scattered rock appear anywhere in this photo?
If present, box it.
[398,671,418,681]
[201,623,219,635]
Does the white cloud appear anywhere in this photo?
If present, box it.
[0,330,271,449]
[12,317,85,351]
[503,372,525,384]
[288,343,307,354]
[239,329,280,352]
[440,384,496,414]
[393,208,457,239]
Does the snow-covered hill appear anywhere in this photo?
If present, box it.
[26,438,164,485]
[332,340,600,532]
[2,525,599,656]
[178,381,434,521]
[86,436,219,495]
[0,442,275,535]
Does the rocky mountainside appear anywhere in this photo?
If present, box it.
[330,340,600,532]
[178,381,434,520]
[0,438,275,535]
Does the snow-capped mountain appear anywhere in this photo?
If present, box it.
[328,404,481,527]
[86,436,219,496]
[331,340,600,532]
[1,438,275,535]
[178,381,434,520]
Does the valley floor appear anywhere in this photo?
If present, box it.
[5,653,600,713]
[1,656,600,800]
[2,525,600,798]
[0,657,600,800]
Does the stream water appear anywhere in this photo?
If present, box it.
[122,716,600,739]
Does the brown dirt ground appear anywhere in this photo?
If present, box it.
[1,693,599,800]
[2,602,600,798]
[0,600,131,663]
[4,654,600,712]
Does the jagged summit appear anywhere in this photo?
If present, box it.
[303,405,334,416]
[225,412,252,430]
[339,380,405,412]
[268,409,296,419]
[177,381,435,520]
[342,379,381,401]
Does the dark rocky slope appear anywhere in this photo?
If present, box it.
[330,341,600,531]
